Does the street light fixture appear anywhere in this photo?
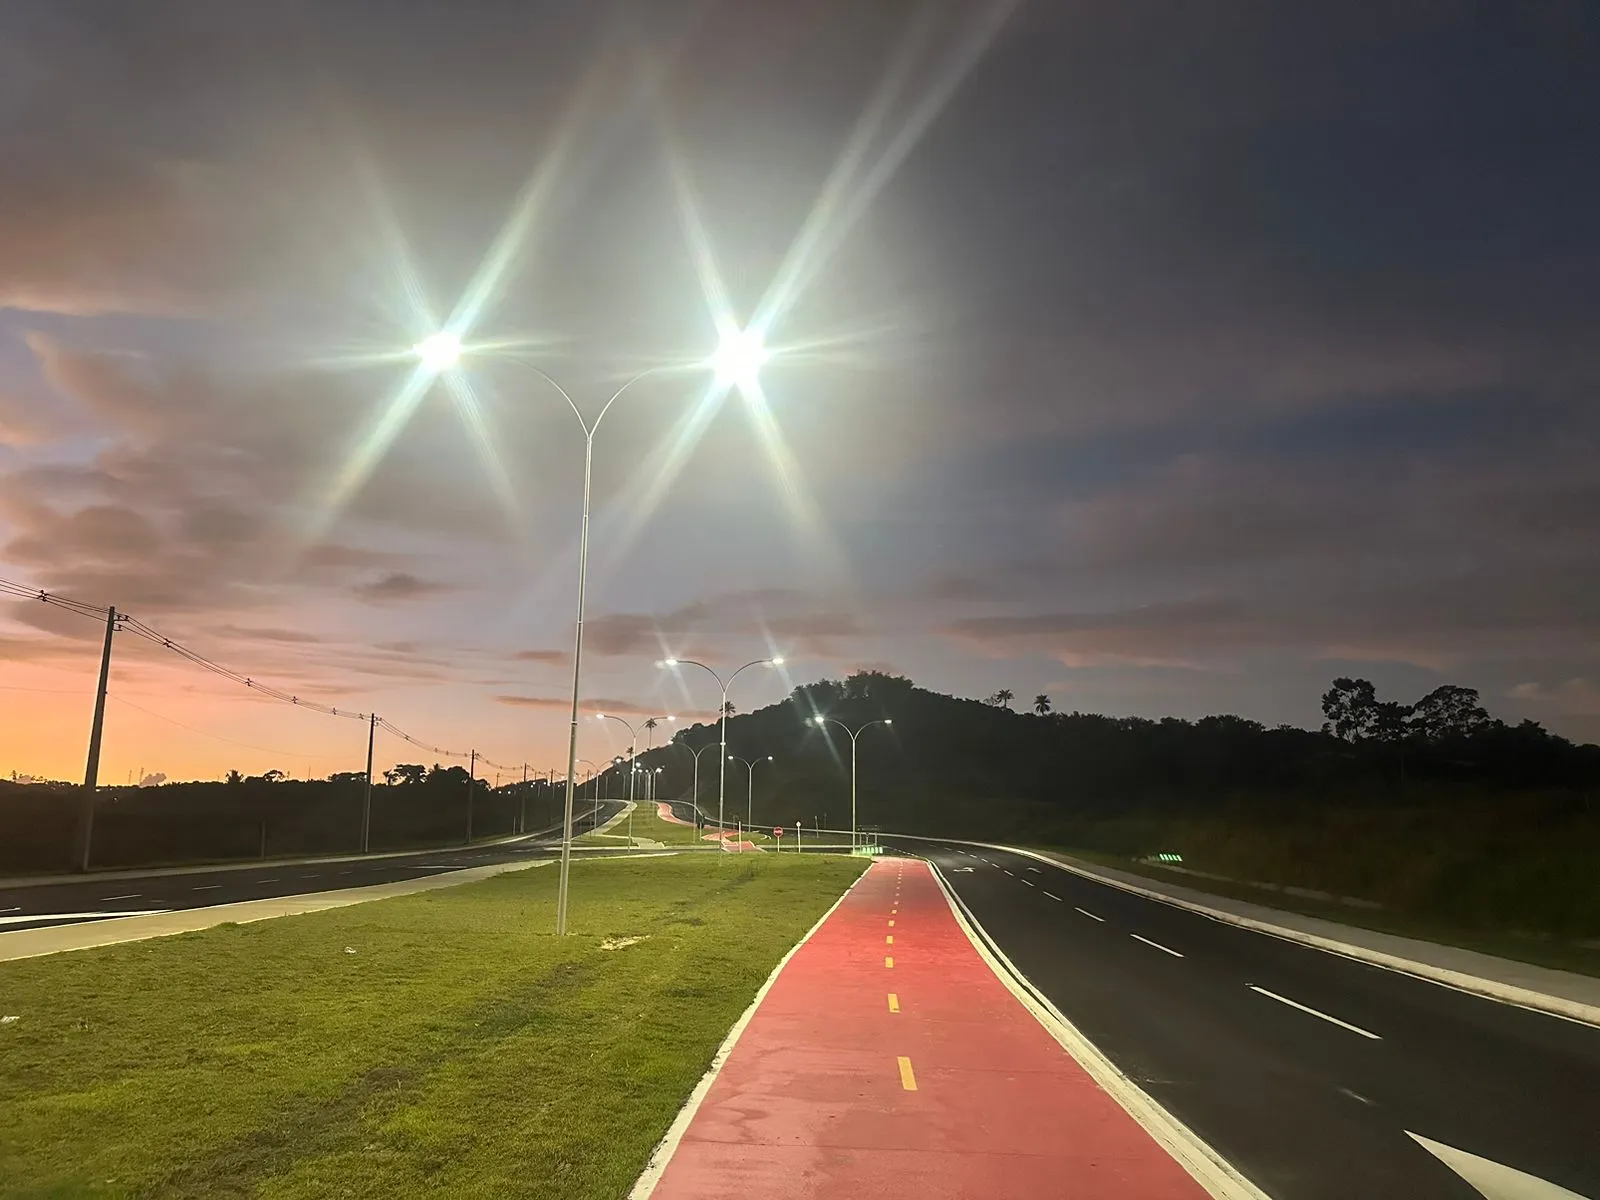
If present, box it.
[413,330,462,372]
[416,327,770,933]
[658,657,784,853]
[812,717,893,850]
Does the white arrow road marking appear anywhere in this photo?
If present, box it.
[1408,1133,1593,1199]
[0,910,171,927]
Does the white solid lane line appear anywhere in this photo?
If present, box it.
[100,894,142,902]
[1131,933,1184,958]
[1249,985,1381,1040]
[0,909,170,926]
[0,906,20,914]
[1075,907,1105,922]
[191,884,222,891]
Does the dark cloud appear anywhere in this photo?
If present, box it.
[351,573,455,604]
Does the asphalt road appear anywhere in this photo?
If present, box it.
[0,799,628,934]
[884,837,1600,1200]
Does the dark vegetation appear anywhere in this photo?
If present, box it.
[643,672,1600,942]
[8,670,1598,945]
[0,764,572,873]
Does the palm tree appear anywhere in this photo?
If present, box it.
[644,717,658,734]
[1033,694,1052,716]
[995,688,1014,709]
[722,701,737,716]
[224,769,244,785]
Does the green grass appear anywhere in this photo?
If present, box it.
[578,802,707,848]
[1052,847,1600,980]
[0,853,866,1199]
[578,803,776,849]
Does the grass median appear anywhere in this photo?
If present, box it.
[0,852,867,1199]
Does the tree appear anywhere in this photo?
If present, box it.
[224,769,244,786]
[644,717,658,735]
[388,763,427,786]
[1321,678,1380,741]
[1033,694,1052,716]
[261,768,286,784]
[995,689,1015,709]
[722,701,737,716]
[327,770,366,785]
[1409,685,1492,741]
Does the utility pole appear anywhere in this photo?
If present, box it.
[465,749,477,844]
[72,605,117,872]
[361,712,376,854]
[519,763,528,834]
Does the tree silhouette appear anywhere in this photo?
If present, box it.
[995,688,1015,709]
[388,763,427,786]
[644,717,658,734]
[1034,694,1052,716]
[224,769,244,786]
[722,701,737,716]
[1321,678,1380,741]
[1410,685,1492,741]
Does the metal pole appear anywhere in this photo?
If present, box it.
[361,712,376,853]
[556,434,594,936]
[73,605,116,872]
[627,734,636,848]
[519,763,528,834]
[850,732,858,852]
[466,749,477,844]
[718,686,729,852]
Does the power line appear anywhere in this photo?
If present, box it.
[107,694,321,760]
[1,575,519,772]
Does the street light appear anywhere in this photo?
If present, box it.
[596,713,639,847]
[728,754,773,830]
[658,657,784,853]
[418,327,770,934]
[812,717,893,850]
[676,741,724,843]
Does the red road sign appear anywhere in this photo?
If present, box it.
[774,827,784,837]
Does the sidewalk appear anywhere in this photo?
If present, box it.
[638,858,1216,1199]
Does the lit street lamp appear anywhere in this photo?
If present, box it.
[812,717,893,850]
[414,327,770,934]
[658,657,784,852]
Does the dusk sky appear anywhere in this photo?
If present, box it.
[2,1,1597,785]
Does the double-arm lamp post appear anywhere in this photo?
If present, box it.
[657,657,783,852]
[811,717,893,849]
[412,327,769,933]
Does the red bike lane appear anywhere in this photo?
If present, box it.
[641,857,1217,1199]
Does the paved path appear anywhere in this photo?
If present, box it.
[643,858,1213,1199]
